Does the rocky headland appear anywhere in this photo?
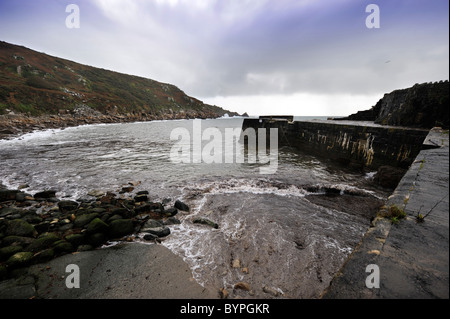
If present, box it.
[336,81,449,129]
[1,40,240,140]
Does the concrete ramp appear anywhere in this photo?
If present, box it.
[322,127,449,299]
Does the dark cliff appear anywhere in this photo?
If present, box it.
[338,81,449,129]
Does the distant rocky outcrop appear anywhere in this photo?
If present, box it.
[338,81,449,129]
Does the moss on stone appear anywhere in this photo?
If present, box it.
[7,251,34,268]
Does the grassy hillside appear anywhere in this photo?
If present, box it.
[0,41,236,118]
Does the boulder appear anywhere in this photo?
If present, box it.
[86,218,109,235]
[27,233,60,252]
[88,233,107,247]
[15,192,27,202]
[164,217,181,225]
[193,217,219,229]
[120,186,134,193]
[58,200,79,212]
[174,200,190,212]
[22,214,42,225]
[111,207,133,219]
[53,240,74,254]
[73,213,99,228]
[135,202,163,214]
[88,207,107,214]
[87,189,105,197]
[0,189,19,202]
[6,219,37,237]
[65,233,85,247]
[134,194,148,202]
[142,219,163,229]
[32,248,55,264]
[107,214,123,223]
[163,207,178,217]
[99,192,116,205]
[1,236,34,247]
[34,190,57,199]
[108,219,134,238]
[142,226,170,238]
[0,207,21,218]
[34,221,51,234]
[6,251,34,268]
[0,245,23,261]
[143,233,158,241]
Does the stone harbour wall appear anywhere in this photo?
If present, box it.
[242,118,431,170]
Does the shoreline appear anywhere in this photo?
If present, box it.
[1,178,387,299]
[1,181,221,298]
[0,111,241,141]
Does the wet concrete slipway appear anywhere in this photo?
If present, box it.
[0,243,217,299]
[322,128,449,299]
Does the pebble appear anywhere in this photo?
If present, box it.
[232,259,241,268]
[262,286,281,297]
[234,281,251,291]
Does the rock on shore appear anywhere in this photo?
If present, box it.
[0,183,191,283]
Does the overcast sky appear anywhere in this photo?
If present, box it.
[0,0,448,116]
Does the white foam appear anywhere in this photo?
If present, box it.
[326,183,382,198]
[184,178,309,198]
[365,171,377,179]
[0,127,64,146]
[162,221,217,286]
[323,237,354,255]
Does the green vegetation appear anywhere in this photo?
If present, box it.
[0,102,7,115]
[14,103,33,114]
[403,195,409,207]
[25,76,58,90]
[415,194,448,223]
[389,205,407,221]
[419,159,425,170]
[378,204,407,224]
[416,213,425,223]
